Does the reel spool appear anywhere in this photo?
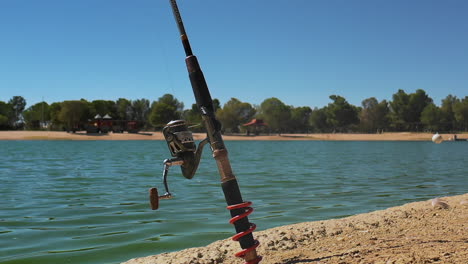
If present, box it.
[149,120,208,210]
[163,120,196,159]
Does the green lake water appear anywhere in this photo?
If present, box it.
[0,140,467,263]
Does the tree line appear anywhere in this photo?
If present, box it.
[1,89,468,133]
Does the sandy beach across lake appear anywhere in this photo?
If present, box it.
[0,131,466,141]
[123,194,468,264]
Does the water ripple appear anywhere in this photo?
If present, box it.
[0,140,466,264]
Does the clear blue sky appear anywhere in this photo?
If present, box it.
[1,0,467,110]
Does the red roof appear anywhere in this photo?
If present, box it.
[243,119,268,127]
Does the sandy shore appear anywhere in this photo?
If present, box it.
[0,131,466,141]
[123,194,467,264]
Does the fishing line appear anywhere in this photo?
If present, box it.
[154,6,176,97]
[159,38,176,97]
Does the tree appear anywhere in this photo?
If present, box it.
[389,89,432,131]
[0,101,13,129]
[359,97,389,133]
[325,95,359,132]
[89,100,116,118]
[453,96,468,131]
[8,96,26,128]
[0,114,7,129]
[182,103,203,130]
[389,89,410,131]
[213,98,221,112]
[360,97,378,132]
[130,98,150,125]
[23,102,50,130]
[309,107,329,132]
[148,94,184,128]
[407,89,432,131]
[258,97,291,134]
[49,102,63,130]
[440,95,458,131]
[420,103,442,132]
[115,98,132,120]
[290,106,312,133]
[58,100,89,131]
[216,98,256,133]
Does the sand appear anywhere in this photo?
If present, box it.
[0,131,466,141]
[123,194,468,264]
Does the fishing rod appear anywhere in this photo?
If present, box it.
[148,1,262,263]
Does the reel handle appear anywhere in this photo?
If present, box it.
[149,187,172,210]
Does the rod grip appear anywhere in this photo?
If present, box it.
[221,179,256,250]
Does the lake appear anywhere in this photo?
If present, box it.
[0,140,466,264]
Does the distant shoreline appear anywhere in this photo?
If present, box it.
[0,130,466,141]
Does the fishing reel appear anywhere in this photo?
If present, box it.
[149,120,209,210]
